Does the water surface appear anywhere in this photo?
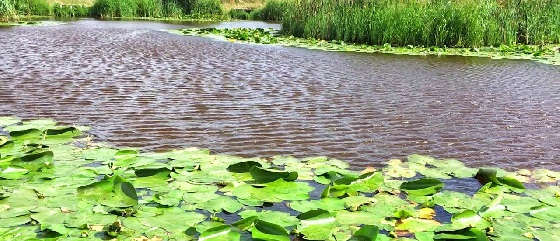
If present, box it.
[1,20,559,170]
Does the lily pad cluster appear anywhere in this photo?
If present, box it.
[174,28,560,66]
[1,116,560,241]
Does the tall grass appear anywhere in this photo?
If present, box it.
[1,0,18,20]
[53,3,89,17]
[90,0,223,18]
[282,0,560,47]
[250,0,286,21]
[191,0,222,16]
[13,0,51,16]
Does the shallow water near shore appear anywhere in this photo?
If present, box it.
[0,20,559,170]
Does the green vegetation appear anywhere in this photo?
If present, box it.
[249,0,286,21]
[281,0,560,47]
[176,28,560,66]
[1,116,560,240]
[52,3,88,17]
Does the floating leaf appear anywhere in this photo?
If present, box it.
[78,175,138,207]
[297,209,336,240]
[199,225,240,241]
[227,161,262,173]
[250,166,298,183]
[251,219,290,241]
[400,178,444,196]
[352,225,378,241]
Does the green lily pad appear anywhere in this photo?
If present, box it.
[199,225,240,241]
[77,175,138,208]
[400,178,444,196]
[251,219,290,241]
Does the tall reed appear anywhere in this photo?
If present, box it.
[282,0,560,47]
[250,0,287,21]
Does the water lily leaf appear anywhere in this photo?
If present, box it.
[397,218,440,233]
[529,205,560,222]
[434,228,488,241]
[0,167,29,179]
[138,207,206,234]
[199,225,240,241]
[352,225,378,241]
[290,198,346,213]
[43,126,81,144]
[198,196,243,213]
[415,232,435,241]
[343,196,375,211]
[232,179,313,203]
[496,176,525,189]
[250,166,298,183]
[251,219,290,241]
[239,210,299,227]
[0,215,30,227]
[78,175,138,207]
[232,216,257,230]
[384,159,416,178]
[12,150,53,172]
[475,169,498,185]
[297,209,336,240]
[0,117,20,127]
[400,178,443,196]
[227,161,262,173]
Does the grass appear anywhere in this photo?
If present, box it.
[281,0,560,48]
[249,0,285,21]
[221,0,263,11]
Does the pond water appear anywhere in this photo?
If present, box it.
[0,20,559,170]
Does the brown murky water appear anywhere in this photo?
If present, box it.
[1,20,559,170]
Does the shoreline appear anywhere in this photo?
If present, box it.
[174,28,560,66]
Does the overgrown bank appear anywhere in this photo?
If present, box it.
[280,0,560,48]
[0,0,235,21]
[174,28,560,66]
[1,117,560,240]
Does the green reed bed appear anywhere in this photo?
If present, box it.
[249,0,287,21]
[90,0,224,18]
[174,28,560,65]
[1,116,560,241]
[280,0,560,48]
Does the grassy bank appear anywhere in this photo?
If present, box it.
[1,116,560,240]
[280,0,560,48]
[1,0,231,21]
[175,28,560,66]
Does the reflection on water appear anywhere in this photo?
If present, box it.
[0,20,559,170]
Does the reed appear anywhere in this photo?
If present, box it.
[53,3,89,17]
[250,0,286,21]
[191,0,222,16]
[281,0,560,47]
[0,0,18,20]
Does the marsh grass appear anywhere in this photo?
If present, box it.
[250,0,286,21]
[228,8,248,19]
[53,3,89,17]
[90,0,224,18]
[191,0,222,16]
[282,0,560,47]
[0,0,18,20]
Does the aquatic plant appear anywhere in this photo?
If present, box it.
[0,0,18,20]
[53,3,90,17]
[12,0,51,16]
[250,0,287,21]
[1,116,560,240]
[191,0,222,17]
[228,8,249,20]
[175,27,560,66]
[281,0,560,47]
